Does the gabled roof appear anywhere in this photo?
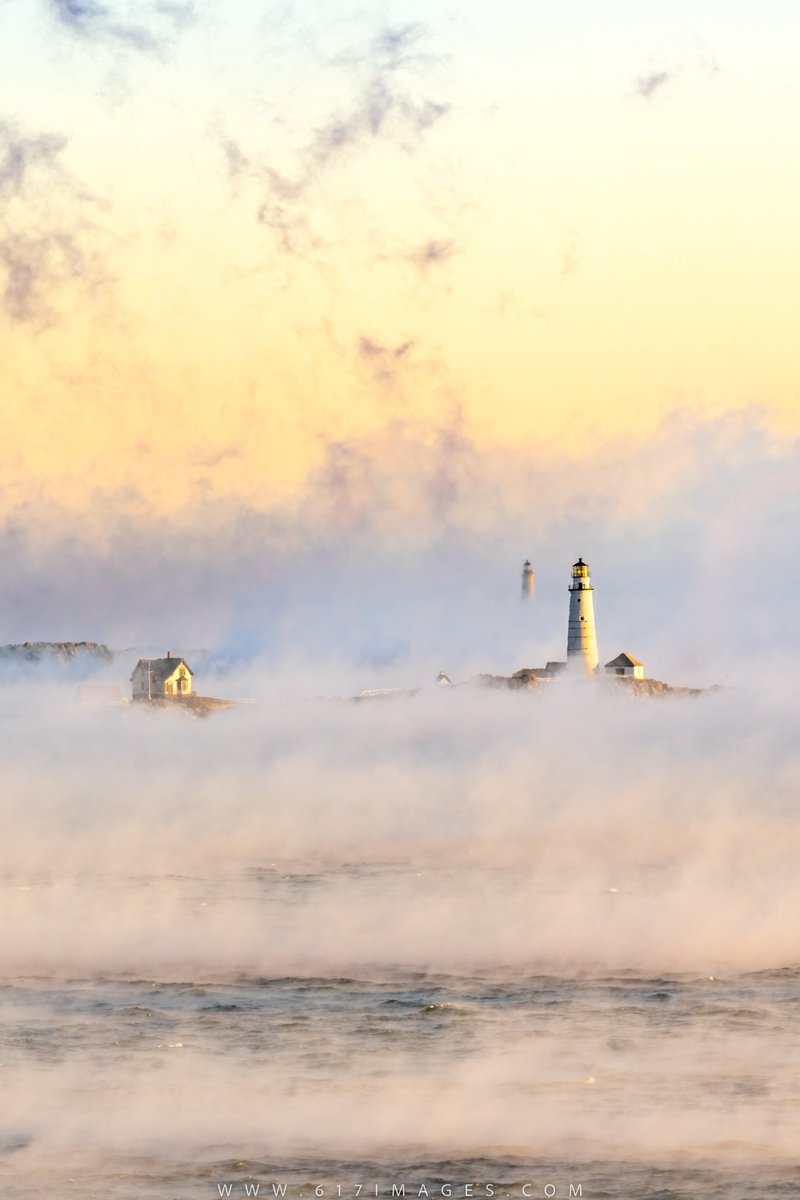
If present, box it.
[130,657,193,683]
[605,652,643,668]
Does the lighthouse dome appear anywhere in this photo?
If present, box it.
[572,557,589,579]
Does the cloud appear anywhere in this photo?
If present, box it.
[189,446,242,470]
[406,238,457,271]
[632,42,720,102]
[301,407,482,548]
[219,23,450,257]
[372,22,429,71]
[358,336,412,359]
[255,167,313,256]
[0,124,66,199]
[634,70,671,99]
[48,0,194,54]
[219,134,249,181]
[304,24,449,171]
[0,231,83,322]
[0,118,107,324]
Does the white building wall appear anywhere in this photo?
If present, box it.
[566,563,599,675]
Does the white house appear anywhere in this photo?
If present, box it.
[130,652,194,700]
[604,652,645,680]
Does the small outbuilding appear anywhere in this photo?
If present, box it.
[130,652,194,700]
[604,652,644,680]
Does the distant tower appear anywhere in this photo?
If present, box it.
[567,557,599,675]
[521,559,534,599]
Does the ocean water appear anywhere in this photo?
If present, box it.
[2,683,799,1198]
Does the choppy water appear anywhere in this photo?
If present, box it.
[3,868,800,1199]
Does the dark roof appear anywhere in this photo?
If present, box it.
[604,652,643,668]
[130,657,194,683]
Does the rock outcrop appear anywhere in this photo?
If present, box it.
[606,675,707,697]
[478,668,549,690]
[0,641,113,665]
[134,694,239,718]
[477,669,710,696]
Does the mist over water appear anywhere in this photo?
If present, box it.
[2,673,799,1198]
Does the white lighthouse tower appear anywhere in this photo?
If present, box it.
[566,557,599,676]
[521,559,534,599]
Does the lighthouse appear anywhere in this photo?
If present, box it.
[521,559,534,599]
[566,557,599,675]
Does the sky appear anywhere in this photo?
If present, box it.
[1,0,798,678]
